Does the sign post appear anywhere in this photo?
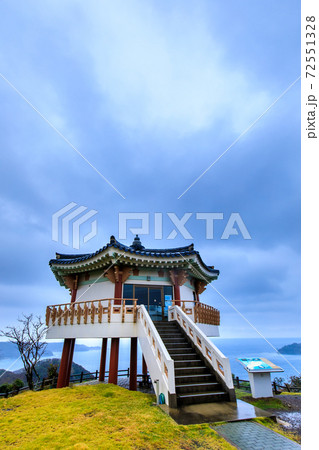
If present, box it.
[237,357,284,398]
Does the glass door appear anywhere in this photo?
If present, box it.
[149,288,163,321]
[123,284,174,321]
[134,286,148,308]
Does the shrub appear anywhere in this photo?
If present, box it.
[11,379,24,392]
[47,363,58,381]
[0,383,12,394]
[289,375,301,390]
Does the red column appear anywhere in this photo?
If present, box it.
[71,289,77,303]
[99,338,108,382]
[114,269,123,305]
[62,280,77,387]
[142,355,148,385]
[142,355,147,375]
[57,338,72,388]
[65,338,75,386]
[108,338,120,384]
[129,338,137,391]
[174,283,181,306]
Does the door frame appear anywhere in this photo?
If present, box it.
[126,284,166,319]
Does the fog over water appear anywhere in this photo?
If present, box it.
[1,337,301,382]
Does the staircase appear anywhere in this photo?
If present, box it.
[153,320,228,406]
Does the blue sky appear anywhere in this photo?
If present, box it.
[0,0,300,338]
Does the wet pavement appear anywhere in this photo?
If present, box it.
[212,421,300,449]
[159,399,274,425]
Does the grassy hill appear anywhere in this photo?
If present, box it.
[0,359,91,386]
[0,384,234,449]
[0,369,25,385]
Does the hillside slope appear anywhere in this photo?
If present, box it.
[0,359,91,385]
[0,384,234,449]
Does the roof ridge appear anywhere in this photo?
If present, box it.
[49,236,218,277]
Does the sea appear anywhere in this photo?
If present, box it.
[1,337,301,383]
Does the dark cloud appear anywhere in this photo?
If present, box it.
[0,0,300,337]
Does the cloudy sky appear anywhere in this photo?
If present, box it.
[0,0,300,338]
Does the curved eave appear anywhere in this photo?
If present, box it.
[50,247,219,287]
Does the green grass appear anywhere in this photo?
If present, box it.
[280,391,301,396]
[235,389,288,410]
[0,384,235,449]
[253,418,301,444]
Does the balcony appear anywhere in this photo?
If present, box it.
[46,298,138,327]
[45,298,220,340]
[46,299,220,328]
[173,300,220,326]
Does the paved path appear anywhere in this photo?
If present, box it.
[212,421,300,449]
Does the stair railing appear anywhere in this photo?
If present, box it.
[137,305,176,406]
[169,305,234,390]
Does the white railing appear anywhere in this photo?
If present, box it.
[172,300,220,326]
[169,305,234,390]
[46,299,220,327]
[137,305,175,406]
[46,298,138,327]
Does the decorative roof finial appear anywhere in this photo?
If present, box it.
[130,234,145,250]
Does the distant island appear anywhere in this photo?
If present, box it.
[278,342,301,355]
[0,341,100,360]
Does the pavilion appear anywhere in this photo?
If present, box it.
[46,235,235,407]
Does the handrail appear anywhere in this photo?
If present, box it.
[137,305,175,406]
[46,298,138,326]
[169,305,233,390]
[46,298,135,308]
[46,298,220,327]
[172,300,220,326]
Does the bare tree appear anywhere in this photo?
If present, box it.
[0,314,47,390]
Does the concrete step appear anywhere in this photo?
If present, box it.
[154,325,179,330]
[154,319,229,407]
[162,336,185,340]
[165,343,191,350]
[177,391,228,406]
[175,381,220,394]
[175,373,216,384]
[164,338,193,349]
[162,338,186,344]
[170,353,199,360]
[174,360,203,368]
[159,332,184,337]
[175,366,210,375]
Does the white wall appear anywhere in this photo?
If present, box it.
[197,323,220,337]
[76,280,114,302]
[180,284,195,301]
[46,322,138,339]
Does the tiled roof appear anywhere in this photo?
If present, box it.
[49,235,219,275]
